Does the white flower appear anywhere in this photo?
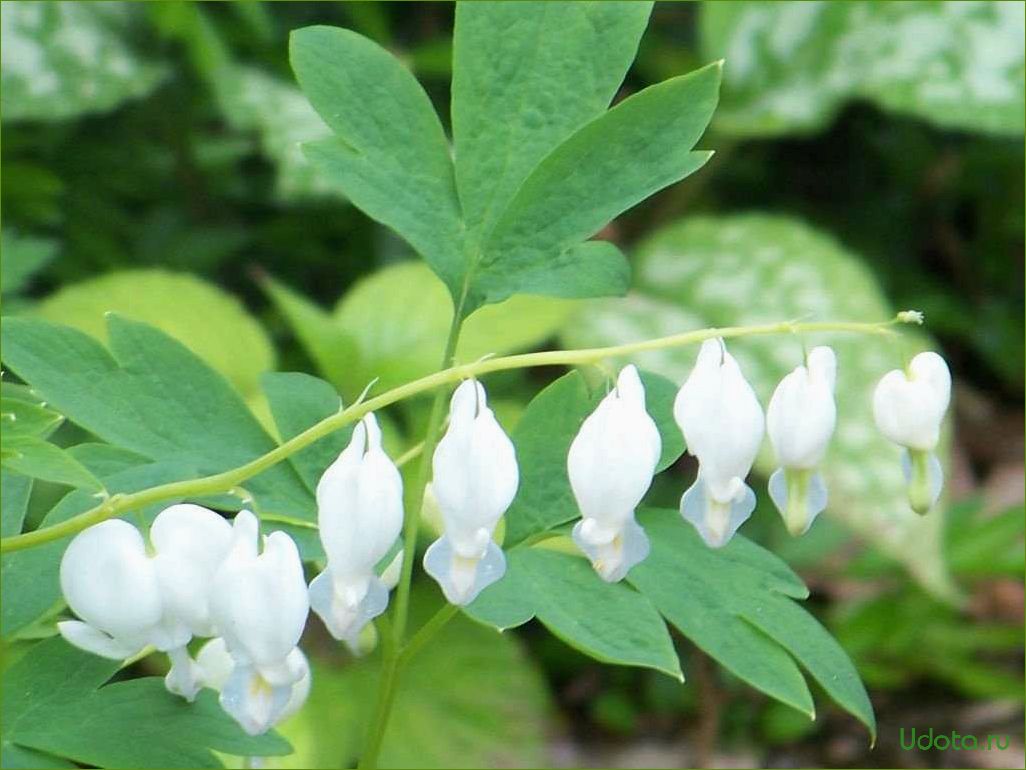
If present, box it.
[673,339,764,547]
[424,380,518,605]
[309,413,403,648]
[567,365,661,582]
[196,638,310,731]
[872,351,951,513]
[210,510,310,735]
[58,504,233,700]
[766,347,837,536]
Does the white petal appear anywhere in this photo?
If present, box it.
[195,637,235,692]
[767,352,836,469]
[57,620,143,660]
[219,663,292,736]
[872,352,950,451]
[680,476,756,548]
[423,536,506,606]
[164,645,202,701]
[210,517,309,670]
[59,519,163,641]
[317,413,404,580]
[432,380,518,549]
[308,568,388,648]
[767,468,828,536]
[571,516,650,583]
[379,549,404,591]
[567,368,660,529]
[674,340,764,494]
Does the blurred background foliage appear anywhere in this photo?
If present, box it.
[1,2,1022,768]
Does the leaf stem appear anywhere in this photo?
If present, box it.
[358,308,465,770]
[0,315,901,554]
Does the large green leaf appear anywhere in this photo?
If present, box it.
[34,270,275,401]
[289,26,465,298]
[0,316,311,521]
[629,510,876,738]
[473,63,720,308]
[261,371,350,495]
[704,1,1025,137]
[451,2,652,237]
[2,637,289,768]
[264,262,573,398]
[269,590,551,769]
[504,369,684,547]
[466,548,682,680]
[561,213,955,599]
[291,15,721,315]
[0,2,166,122]
[0,471,33,538]
[1,435,103,493]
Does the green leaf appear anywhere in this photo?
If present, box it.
[270,589,551,769]
[503,369,685,547]
[0,231,57,298]
[289,26,465,298]
[0,2,166,122]
[629,510,875,738]
[704,1,1025,137]
[466,547,682,679]
[1,435,103,492]
[34,269,276,401]
[2,637,289,768]
[0,471,33,538]
[471,62,721,308]
[1,742,75,768]
[0,398,64,439]
[265,262,573,397]
[1,316,312,522]
[561,213,956,599]
[451,1,653,236]
[216,66,336,200]
[262,371,350,494]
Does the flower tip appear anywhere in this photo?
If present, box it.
[897,310,925,325]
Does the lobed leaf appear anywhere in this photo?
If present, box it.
[2,637,289,768]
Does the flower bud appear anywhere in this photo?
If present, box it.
[58,505,234,700]
[872,351,951,513]
[567,365,660,582]
[196,637,311,735]
[210,511,310,734]
[424,380,518,605]
[766,347,837,536]
[309,413,403,647]
[673,339,764,547]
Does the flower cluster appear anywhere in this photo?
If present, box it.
[57,337,951,733]
[567,339,951,576]
[58,506,309,736]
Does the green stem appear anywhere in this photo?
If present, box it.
[396,604,459,672]
[0,316,902,555]
[358,310,465,770]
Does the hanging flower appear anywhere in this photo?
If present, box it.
[195,637,310,731]
[567,365,661,582]
[424,380,518,605]
[673,339,764,547]
[309,413,403,648]
[58,504,233,700]
[209,510,309,736]
[872,351,951,514]
[766,346,837,536]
